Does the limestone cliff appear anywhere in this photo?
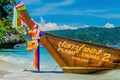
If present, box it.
[0,31,26,49]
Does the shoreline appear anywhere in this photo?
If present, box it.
[0,60,9,78]
[0,70,8,78]
[0,60,120,80]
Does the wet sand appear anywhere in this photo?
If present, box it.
[0,70,7,78]
[0,59,120,80]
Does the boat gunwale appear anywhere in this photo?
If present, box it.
[44,32,120,51]
[61,66,113,69]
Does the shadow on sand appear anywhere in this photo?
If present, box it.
[23,69,64,74]
[23,69,116,75]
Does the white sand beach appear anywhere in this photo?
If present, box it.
[0,59,120,80]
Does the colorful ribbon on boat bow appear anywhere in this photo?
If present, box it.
[12,1,44,72]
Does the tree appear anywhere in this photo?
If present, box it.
[0,0,16,19]
[0,0,16,39]
[0,19,6,39]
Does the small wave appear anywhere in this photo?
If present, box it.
[0,55,32,64]
[0,49,28,52]
[14,43,26,49]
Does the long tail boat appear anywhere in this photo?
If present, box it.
[14,1,120,73]
[40,33,120,73]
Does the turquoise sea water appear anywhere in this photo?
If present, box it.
[0,47,61,71]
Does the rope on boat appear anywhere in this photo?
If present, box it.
[52,65,59,71]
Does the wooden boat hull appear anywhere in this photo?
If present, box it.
[62,67,112,73]
[40,33,120,73]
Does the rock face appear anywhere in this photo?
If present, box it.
[0,31,26,49]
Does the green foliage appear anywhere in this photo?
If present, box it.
[17,25,29,36]
[0,19,6,39]
[0,0,17,40]
[47,27,120,45]
[0,0,16,18]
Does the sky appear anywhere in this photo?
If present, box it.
[16,0,120,30]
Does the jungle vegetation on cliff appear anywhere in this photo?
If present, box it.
[47,27,120,45]
[0,0,16,40]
